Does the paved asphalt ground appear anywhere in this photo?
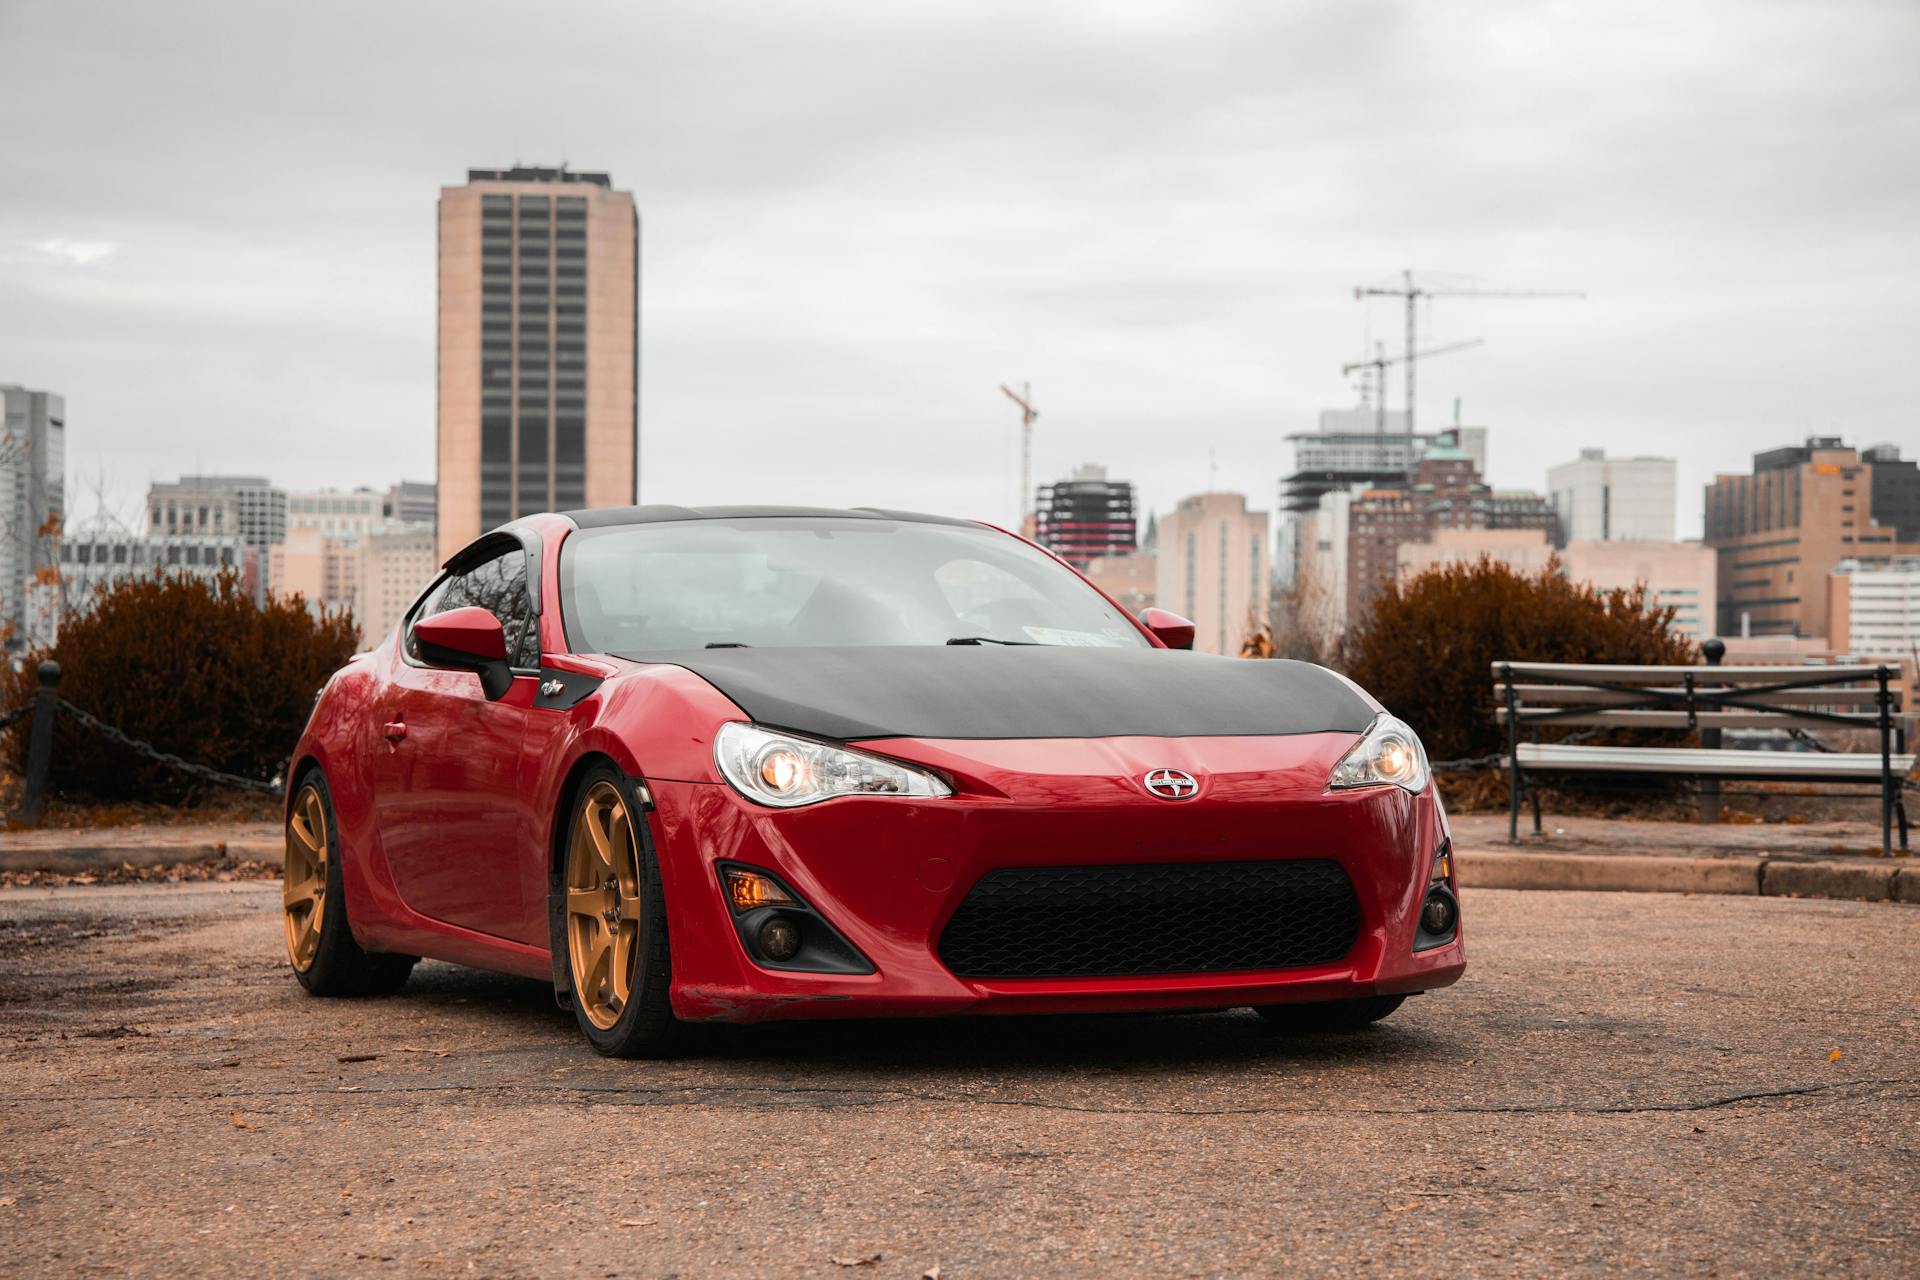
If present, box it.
[0,885,1914,1278]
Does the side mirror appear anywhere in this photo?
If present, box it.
[1140,608,1196,651]
[413,606,514,699]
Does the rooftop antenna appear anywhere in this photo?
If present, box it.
[999,383,1038,530]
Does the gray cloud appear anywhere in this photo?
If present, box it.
[1,0,1915,535]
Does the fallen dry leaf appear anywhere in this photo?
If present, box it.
[1828,1048,1843,1062]
[922,1267,941,1280]
[338,1054,379,1064]
[830,1255,882,1268]
[229,1111,259,1130]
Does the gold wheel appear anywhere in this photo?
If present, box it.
[565,780,644,1031]
[283,781,330,972]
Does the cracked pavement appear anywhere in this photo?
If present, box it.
[0,883,1915,1277]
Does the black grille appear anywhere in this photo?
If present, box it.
[937,860,1361,979]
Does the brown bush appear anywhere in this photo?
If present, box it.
[2,572,358,804]
[1340,555,1695,768]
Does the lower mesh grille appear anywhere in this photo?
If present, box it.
[937,860,1361,979]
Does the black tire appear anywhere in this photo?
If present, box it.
[287,771,417,997]
[552,765,701,1058]
[1253,994,1406,1031]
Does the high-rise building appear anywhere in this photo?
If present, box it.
[1547,449,1677,545]
[149,476,287,555]
[269,527,361,622]
[1033,464,1137,568]
[437,165,638,560]
[1827,556,1920,657]
[357,525,439,649]
[0,384,65,651]
[58,520,251,614]
[288,488,385,540]
[1276,413,1487,588]
[1397,528,1556,581]
[1343,447,1558,622]
[384,480,437,530]
[1704,437,1920,639]
[1154,492,1270,656]
[1562,540,1718,640]
[1862,444,1920,542]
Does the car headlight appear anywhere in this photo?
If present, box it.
[1328,714,1430,794]
[713,722,953,808]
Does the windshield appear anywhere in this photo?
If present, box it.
[559,517,1151,653]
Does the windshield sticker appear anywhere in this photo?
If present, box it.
[1021,626,1129,647]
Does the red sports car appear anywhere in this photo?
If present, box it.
[283,506,1462,1056]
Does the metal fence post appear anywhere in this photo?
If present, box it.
[1504,664,1521,844]
[1698,637,1724,825]
[1878,664,1894,856]
[22,660,61,827]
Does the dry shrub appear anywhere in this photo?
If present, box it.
[2,571,357,804]
[1340,555,1695,769]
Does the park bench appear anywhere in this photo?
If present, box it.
[1492,654,1913,854]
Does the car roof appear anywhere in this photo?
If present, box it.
[560,504,984,530]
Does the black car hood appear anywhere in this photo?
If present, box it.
[626,646,1378,742]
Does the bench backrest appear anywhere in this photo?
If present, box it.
[1489,662,1907,733]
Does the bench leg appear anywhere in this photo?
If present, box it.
[1531,779,1543,835]
[1508,767,1521,845]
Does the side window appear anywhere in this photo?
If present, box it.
[405,547,538,668]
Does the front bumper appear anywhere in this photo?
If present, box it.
[649,733,1465,1024]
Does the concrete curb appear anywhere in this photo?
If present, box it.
[0,839,284,875]
[1457,848,1918,905]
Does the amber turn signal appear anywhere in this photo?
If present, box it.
[722,868,797,914]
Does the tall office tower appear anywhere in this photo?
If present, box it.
[1154,492,1271,656]
[1705,437,1920,639]
[1033,464,1137,568]
[1546,448,1677,545]
[437,165,638,561]
[0,384,65,651]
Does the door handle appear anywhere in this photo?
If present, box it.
[383,721,408,742]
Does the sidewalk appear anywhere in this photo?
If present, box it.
[1,814,1914,903]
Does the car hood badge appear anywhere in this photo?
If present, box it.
[1143,768,1199,799]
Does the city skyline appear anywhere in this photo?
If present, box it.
[2,1,1917,538]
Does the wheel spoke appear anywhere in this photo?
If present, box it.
[567,886,611,918]
[582,926,611,1001]
[584,805,614,872]
[609,926,633,1007]
[618,894,643,922]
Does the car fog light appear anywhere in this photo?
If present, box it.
[1420,891,1457,936]
[759,917,802,961]
[723,868,797,914]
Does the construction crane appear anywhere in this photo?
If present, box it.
[1354,271,1582,434]
[999,383,1038,531]
[1342,338,1486,434]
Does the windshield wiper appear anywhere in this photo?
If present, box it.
[705,641,751,649]
[946,636,1038,646]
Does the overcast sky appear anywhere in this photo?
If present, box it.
[2,0,1916,538]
